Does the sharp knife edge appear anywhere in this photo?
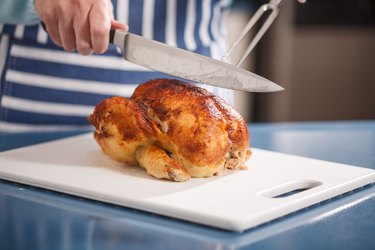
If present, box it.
[111,30,283,92]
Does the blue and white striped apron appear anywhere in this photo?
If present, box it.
[0,0,232,132]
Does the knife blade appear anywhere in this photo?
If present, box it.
[110,29,283,92]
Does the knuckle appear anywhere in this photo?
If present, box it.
[55,2,67,17]
[77,41,91,52]
[71,0,85,13]
[41,10,55,23]
[93,44,107,54]
[51,36,62,47]
[63,44,76,52]
[91,26,107,38]
[71,0,84,6]
[79,49,93,56]
[91,26,109,54]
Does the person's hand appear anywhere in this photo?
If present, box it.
[35,0,127,55]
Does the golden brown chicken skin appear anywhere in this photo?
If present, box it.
[89,79,251,182]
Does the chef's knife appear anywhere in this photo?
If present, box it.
[110,29,283,92]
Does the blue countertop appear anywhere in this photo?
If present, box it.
[1,120,375,250]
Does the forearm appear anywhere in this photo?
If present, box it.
[0,0,39,25]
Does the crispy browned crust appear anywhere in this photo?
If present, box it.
[89,78,251,181]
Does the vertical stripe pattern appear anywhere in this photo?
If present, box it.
[199,0,212,46]
[0,35,9,80]
[166,0,177,47]
[0,0,232,132]
[14,25,25,40]
[153,0,167,43]
[142,0,155,39]
[36,25,48,44]
[116,0,129,25]
[185,0,197,51]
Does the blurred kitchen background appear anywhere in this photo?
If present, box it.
[227,0,375,122]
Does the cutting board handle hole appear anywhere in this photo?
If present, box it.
[259,179,322,198]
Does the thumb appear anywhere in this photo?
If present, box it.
[111,20,128,31]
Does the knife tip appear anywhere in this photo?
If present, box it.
[276,85,285,92]
[258,84,284,92]
[268,81,284,92]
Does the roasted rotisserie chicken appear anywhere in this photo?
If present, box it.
[89,79,251,182]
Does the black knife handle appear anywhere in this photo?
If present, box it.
[40,21,47,32]
[109,29,116,44]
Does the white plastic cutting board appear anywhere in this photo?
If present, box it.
[0,134,374,232]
